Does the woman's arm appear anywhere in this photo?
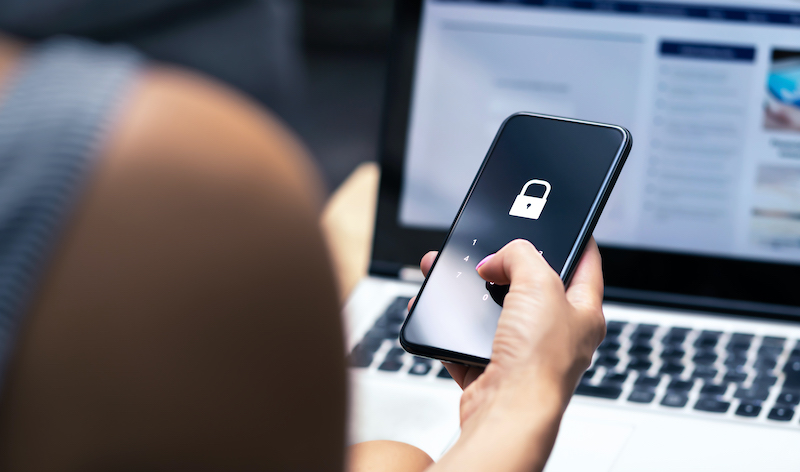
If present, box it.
[420,239,606,472]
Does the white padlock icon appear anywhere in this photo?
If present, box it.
[509,179,551,220]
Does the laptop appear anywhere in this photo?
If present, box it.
[345,0,800,468]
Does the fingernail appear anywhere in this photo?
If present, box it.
[476,254,494,271]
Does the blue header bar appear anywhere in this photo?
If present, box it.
[437,0,800,27]
[660,41,756,62]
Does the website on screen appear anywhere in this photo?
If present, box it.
[399,0,800,264]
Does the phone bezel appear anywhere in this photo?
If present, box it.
[399,112,632,366]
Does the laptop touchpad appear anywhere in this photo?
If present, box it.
[545,417,634,472]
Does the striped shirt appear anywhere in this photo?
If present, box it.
[0,37,143,381]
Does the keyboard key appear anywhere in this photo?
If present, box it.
[373,315,390,328]
[692,366,718,380]
[667,379,694,391]
[734,387,770,402]
[628,345,653,357]
[663,327,691,343]
[437,367,452,379]
[699,329,723,337]
[761,336,786,348]
[631,333,654,344]
[635,375,662,388]
[727,347,750,358]
[363,325,389,340]
[633,324,658,336]
[752,374,778,387]
[393,296,413,307]
[757,346,783,359]
[627,359,652,371]
[724,355,747,368]
[630,325,657,343]
[385,323,403,338]
[375,315,399,330]
[382,324,405,340]
[408,362,432,376]
[694,331,722,349]
[694,398,730,413]
[727,333,754,352]
[385,347,406,360]
[371,321,391,336]
[692,351,718,365]
[350,338,384,366]
[659,362,684,375]
[661,392,688,408]
[606,321,627,337]
[777,390,800,406]
[603,372,629,385]
[700,383,728,396]
[783,359,800,389]
[661,334,686,346]
[768,406,794,422]
[736,402,761,417]
[575,384,623,399]
[696,340,720,350]
[359,332,385,349]
[595,355,620,368]
[598,337,621,352]
[628,389,656,404]
[754,358,777,372]
[349,348,375,368]
[660,346,686,359]
[730,332,754,341]
[384,297,411,322]
[723,370,748,384]
[378,359,404,372]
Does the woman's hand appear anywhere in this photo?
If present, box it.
[412,238,606,472]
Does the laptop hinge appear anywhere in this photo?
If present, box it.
[369,260,402,278]
[369,261,425,283]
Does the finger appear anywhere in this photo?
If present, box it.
[476,239,558,290]
[565,237,604,314]
[407,296,416,312]
[420,251,437,278]
[565,238,606,346]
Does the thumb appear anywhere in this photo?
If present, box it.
[476,239,560,292]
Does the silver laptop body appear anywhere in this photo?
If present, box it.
[347,0,800,468]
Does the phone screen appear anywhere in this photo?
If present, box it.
[401,114,630,364]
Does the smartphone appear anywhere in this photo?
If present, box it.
[400,113,632,366]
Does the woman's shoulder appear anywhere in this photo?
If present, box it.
[105,64,325,215]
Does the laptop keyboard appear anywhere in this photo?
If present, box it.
[581,320,800,423]
[349,296,800,424]
[349,296,453,380]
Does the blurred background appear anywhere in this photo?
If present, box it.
[0,0,393,192]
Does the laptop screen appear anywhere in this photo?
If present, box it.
[373,0,800,317]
